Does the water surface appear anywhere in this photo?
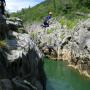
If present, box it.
[44,58,90,90]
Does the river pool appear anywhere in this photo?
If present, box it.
[44,58,90,90]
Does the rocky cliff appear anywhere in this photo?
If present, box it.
[0,16,46,90]
[27,18,90,78]
[67,19,90,77]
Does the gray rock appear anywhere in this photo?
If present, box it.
[67,19,90,74]
[0,17,46,90]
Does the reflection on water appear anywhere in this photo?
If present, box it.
[44,58,90,90]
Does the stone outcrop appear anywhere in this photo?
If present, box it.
[67,19,90,76]
[0,17,46,90]
[28,18,90,77]
[27,19,71,59]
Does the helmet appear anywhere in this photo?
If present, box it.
[49,12,52,15]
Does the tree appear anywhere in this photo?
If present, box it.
[53,0,56,12]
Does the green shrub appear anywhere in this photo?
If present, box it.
[60,34,65,40]
[47,29,53,34]
[0,40,6,47]
[30,32,37,39]
[66,19,78,29]
[60,17,66,26]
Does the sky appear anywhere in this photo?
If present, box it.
[6,0,44,12]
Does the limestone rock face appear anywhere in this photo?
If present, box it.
[28,18,90,77]
[27,19,70,59]
[59,19,90,76]
[0,17,46,90]
[69,19,90,74]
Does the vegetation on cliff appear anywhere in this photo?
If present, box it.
[12,0,90,23]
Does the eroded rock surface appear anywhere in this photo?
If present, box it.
[0,17,46,90]
[28,18,90,77]
[68,19,90,75]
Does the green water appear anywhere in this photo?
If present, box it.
[44,58,90,90]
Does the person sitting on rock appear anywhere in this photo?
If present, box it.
[0,0,6,15]
[42,12,52,28]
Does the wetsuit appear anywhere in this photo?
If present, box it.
[0,0,6,15]
[43,15,52,27]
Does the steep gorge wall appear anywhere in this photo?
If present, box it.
[0,17,46,90]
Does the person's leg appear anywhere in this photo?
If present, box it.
[45,22,49,27]
[2,5,5,15]
[44,21,49,27]
[1,2,5,15]
[0,7,2,15]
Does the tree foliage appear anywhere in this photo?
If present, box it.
[11,0,90,23]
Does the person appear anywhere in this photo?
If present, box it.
[42,12,52,28]
[0,0,6,15]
